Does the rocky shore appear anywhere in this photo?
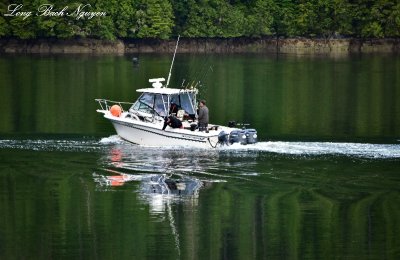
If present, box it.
[0,37,399,54]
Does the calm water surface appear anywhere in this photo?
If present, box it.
[0,54,399,259]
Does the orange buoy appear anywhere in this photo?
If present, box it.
[110,105,122,117]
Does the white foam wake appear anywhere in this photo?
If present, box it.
[99,135,124,144]
[220,141,400,158]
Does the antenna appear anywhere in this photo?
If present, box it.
[166,35,180,88]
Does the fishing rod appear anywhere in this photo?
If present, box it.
[166,35,180,87]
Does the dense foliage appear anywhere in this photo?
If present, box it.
[1,0,399,39]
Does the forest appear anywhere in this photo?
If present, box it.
[0,0,399,40]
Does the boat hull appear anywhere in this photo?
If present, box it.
[109,118,218,148]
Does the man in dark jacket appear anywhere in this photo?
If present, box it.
[197,100,209,131]
[162,115,183,130]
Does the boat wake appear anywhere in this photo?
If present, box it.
[219,141,400,158]
[0,138,104,152]
[0,135,399,159]
[99,135,126,145]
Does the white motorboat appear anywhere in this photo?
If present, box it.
[95,77,257,148]
[95,36,257,148]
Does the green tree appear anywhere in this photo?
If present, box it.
[385,2,400,36]
[33,0,58,37]
[0,17,8,37]
[245,0,274,37]
[0,1,11,37]
[330,0,353,37]
[113,0,136,38]
[271,0,297,37]
[83,0,116,40]
[1,0,399,40]
[170,0,190,35]
[366,0,400,38]
[220,3,246,37]
[360,1,386,37]
[9,16,36,39]
[350,0,390,38]
[182,0,217,37]
[183,0,246,37]
[134,0,174,39]
[293,0,353,38]
[5,0,36,39]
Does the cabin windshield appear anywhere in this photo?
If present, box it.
[131,93,168,117]
[131,91,196,118]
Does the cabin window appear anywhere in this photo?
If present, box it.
[131,93,154,115]
[139,93,154,107]
[131,93,168,117]
[179,93,196,115]
[170,93,196,115]
[154,94,167,117]
[131,92,195,118]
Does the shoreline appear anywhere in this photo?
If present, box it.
[0,37,399,54]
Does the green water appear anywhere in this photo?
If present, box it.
[1,54,399,142]
[0,54,399,259]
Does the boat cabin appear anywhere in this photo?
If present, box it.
[129,78,198,120]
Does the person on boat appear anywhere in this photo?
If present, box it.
[197,100,209,131]
[162,115,183,130]
[169,102,179,115]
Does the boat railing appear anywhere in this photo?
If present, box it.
[95,99,134,112]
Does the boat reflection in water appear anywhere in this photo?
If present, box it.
[93,170,204,213]
[93,171,204,257]
[94,145,209,200]
[94,144,214,217]
[141,174,202,196]
[93,171,203,197]
[93,144,206,258]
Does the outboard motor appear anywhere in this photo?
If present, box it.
[218,131,229,145]
[245,129,258,144]
[229,130,247,145]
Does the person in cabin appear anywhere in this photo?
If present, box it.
[162,115,183,130]
[169,102,179,115]
[197,100,209,131]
